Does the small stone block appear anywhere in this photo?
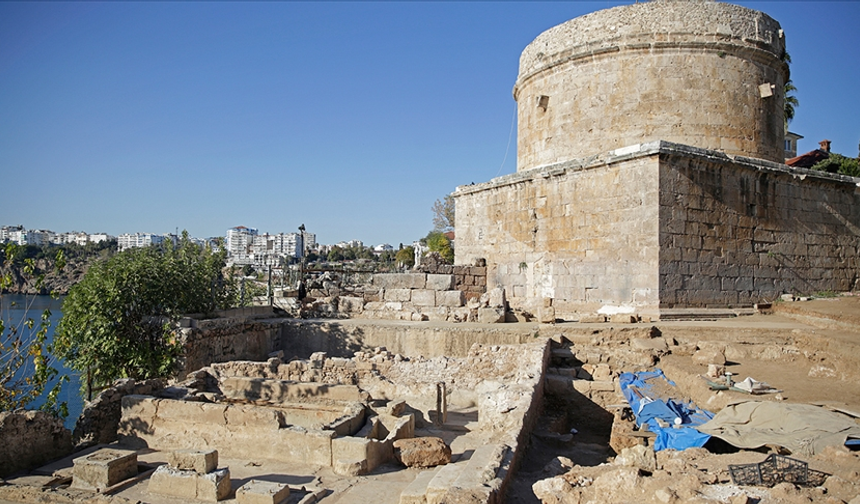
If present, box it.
[236,480,290,504]
[579,314,606,323]
[71,448,138,491]
[609,314,638,324]
[333,458,367,476]
[149,465,231,502]
[169,449,218,474]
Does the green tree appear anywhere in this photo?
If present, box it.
[811,153,860,178]
[327,246,344,262]
[781,50,798,133]
[1,244,67,416]
[784,80,799,132]
[432,194,455,232]
[55,233,233,391]
[395,246,415,269]
[423,231,454,264]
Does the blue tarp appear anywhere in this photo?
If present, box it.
[619,369,715,451]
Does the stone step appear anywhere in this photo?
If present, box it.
[658,308,754,321]
[398,467,440,504]
[550,347,580,365]
[453,444,506,488]
[425,462,466,504]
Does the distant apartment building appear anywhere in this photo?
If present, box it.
[226,226,258,265]
[374,243,394,253]
[117,233,167,252]
[1,225,24,244]
[0,226,51,246]
[301,231,316,251]
[250,232,303,267]
[226,226,308,267]
[88,233,113,244]
[336,239,363,249]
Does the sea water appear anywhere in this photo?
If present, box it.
[0,293,83,429]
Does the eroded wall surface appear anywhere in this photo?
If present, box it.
[0,411,72,477]
[454,150,662,319]
[658,148,860,307]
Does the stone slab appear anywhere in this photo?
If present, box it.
[372,273,426,289]
[339,296,365,313]
[400,467,441,504]
[426,462,463,504]
[148,465,231,502]
[71,448,138,491]
[384,289,413,302]
[453,444,507,488]
[426,274,454,291]
[168,449,218,475]
[411,289,437,307]
[236,479,290,504]
[437,290,465,308]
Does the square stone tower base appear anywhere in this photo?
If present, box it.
[454,141,860,321]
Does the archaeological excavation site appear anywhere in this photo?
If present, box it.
[2,1,859,503]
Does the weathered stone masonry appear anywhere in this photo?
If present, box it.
[455,141,860,319]
[454,0,860,319]
[514,1,787,169]
[658,146,860,308]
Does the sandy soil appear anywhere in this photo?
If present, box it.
[508,296,860,504]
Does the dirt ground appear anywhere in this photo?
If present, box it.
[508,295,860,504]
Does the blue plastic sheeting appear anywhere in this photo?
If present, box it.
[619,369,715,451]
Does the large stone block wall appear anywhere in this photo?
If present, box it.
[119,395,336,467]
[658,148,860,307]
[515,1,787,169]
[279,320,542,360]
[455,141,860,317]
[177,319,281,380]
[454,149,661,319]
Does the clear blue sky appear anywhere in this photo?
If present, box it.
[2,2,858,247]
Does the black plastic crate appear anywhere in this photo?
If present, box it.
[729,454,823,487]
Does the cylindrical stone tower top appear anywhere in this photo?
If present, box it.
[514,0,788,171]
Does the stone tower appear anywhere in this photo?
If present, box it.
[454,1,860,320]
[514,0,789,170]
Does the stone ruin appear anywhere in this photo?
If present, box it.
[69,339,546,502]
[2,2,860,503]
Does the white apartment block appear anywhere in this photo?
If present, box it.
[88,233,113,244]
[336,239,363,249]
[117,233,166,251]
[249,232,304,266]
[301,231,316,251]
[226,226,258,264]
[1,226,23,244]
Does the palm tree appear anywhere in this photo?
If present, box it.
[781,50,799,133]
[784,80,799,133]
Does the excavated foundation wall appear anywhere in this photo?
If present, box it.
[177,318,281,379]
[278,319,542,359]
